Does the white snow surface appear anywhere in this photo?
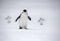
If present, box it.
[0,0,60,41]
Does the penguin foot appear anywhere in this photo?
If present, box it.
[24,27,28,29]
[19,27,22,29]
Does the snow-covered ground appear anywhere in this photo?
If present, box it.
[0,0,60,41]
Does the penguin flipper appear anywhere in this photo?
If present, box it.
[28,16,31,21]
[15,14,21,22]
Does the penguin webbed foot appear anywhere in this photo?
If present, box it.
[19,27,22,29]
[24,27,28,29]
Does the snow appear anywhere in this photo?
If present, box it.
[0,0,60,41]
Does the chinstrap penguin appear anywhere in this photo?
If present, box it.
[15,9,31,29]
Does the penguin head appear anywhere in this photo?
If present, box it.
[23,9,27,12]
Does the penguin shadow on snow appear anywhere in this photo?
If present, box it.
[5,16,12,23]
[38,18,45,26]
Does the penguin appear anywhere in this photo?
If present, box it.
[15,9,31,29]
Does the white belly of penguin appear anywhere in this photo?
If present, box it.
[19,13,28,27]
